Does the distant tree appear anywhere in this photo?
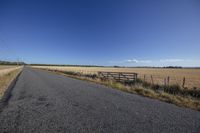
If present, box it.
[0,60,25,65]
[163,66,182,69]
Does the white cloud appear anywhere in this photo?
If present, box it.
[109,58,200,67]
[159,59,184,63]
[126,59,138,63]
[125,59,152,63]
[109,59,152,64]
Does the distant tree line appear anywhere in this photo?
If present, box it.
[120,66,183,69]
[163,66,183,69]
[0,60,25,65]
[2,61,197,69]
[29,63,104,67]
[29,64,199,69]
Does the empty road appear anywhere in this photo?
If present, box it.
[0,67,200,133]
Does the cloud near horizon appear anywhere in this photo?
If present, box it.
[109,58,200,67]
[109,59,152,64]
[125,59,152,63]
[159,59,184,62]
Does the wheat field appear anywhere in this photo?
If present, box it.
[0,66,22,77]
[0,65,17,70]
[0,66,22,97]
[32,66,200,89]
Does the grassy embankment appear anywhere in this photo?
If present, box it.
[0,67,22,99]
[35,67,200,111]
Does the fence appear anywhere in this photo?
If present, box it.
[141,74,188,88]
[98,71,138,83]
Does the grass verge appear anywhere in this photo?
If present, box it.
[37,68,200,111]
[0,69,22,99]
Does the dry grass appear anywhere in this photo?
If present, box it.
[0,65,17,70]
[0,67,22,98]
[0,66,21,77]
[32,66,200,89]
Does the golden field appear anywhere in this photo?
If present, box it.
[32,66,200,89]
[0,65,17,70]
[0,66,22,98]
[0,66,22,77]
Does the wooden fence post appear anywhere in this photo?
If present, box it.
[167,76,170,85]
[182,77,185,88]
[164,78,166,86]
[151,75,154,85]
[144,75,146,82]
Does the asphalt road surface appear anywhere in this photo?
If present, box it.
[0,67,200,133]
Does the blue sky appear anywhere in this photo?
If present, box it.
[0,0,200,66]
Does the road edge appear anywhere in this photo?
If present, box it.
[35,68,200,111]
[0,70,22,112]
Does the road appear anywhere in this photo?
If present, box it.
[0,67,199,133]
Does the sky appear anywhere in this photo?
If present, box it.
[0,0,200,67]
